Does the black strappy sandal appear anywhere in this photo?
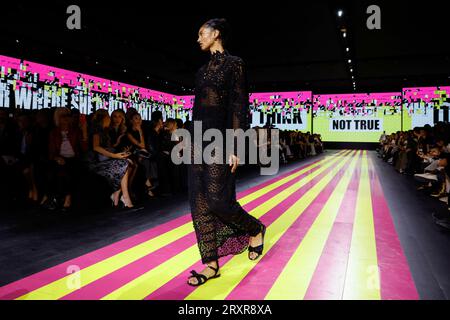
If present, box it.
[248,224,267,261]
[187,264,220,286]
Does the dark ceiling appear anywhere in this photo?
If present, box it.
[2,0,450,95]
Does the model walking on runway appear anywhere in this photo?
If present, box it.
[187,18,266,286]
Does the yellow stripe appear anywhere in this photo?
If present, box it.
[238,149,349,204]
[16,150,349,300]
[185,151,359,300]
[342,151,380,299]
[264,150,361,299]
[102,151,356,300]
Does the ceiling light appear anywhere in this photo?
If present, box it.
[346,47,349,52]
[348,59,352,63]
[343,32,346,38]
[337,10,343,17]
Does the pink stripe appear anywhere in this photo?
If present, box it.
[61,233,196,300]
[59,152,347,299]
[237,150,346,198]
[0,153,344,300]
[225,151,358,300]
[64,151,350,300]
[145,151,356,300]
[243,154,344,212]
[368,157,419,300]
[303,152,362,299]
[0,214,191,300]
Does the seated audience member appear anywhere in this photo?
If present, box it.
[30,108,53,206]
[415,146,442,191]
[0,109,21,204]
[89,109,134,208]
[146,111,164,195]
[109,109,128,151]
[43,107,88,212]
[15,112,38,203]
[159,118,181,194]
[127,112,156,198]
[433,152,450,230]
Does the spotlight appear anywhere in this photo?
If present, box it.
[350,68,353,72]
[346,47,349,52]
[343,32,346,38]
[59,50,63,55]
[146,76,150,79]
[95,61,99,65]
[337,10,343,17]
[348,59,352,63]
[123,69,127,73]
[16,39,20,44]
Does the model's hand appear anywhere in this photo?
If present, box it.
[229,154,239,173]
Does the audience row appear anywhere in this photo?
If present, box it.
[0,107,324,213]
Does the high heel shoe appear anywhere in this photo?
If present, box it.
[110,194,119,208]
[248,224,266,261]
[120,195,134,209]
[146,185,156,198]
[187,263,220,286]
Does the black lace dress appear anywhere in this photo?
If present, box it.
[187,50,264,264]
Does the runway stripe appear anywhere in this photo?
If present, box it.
[303,152,362,299]
[102,152,357,300]
[60,232,197,300]
[61,155,352,300]
[367,157,419,300]
[0,150,347,300]
[6,151,350,300]
[264,151,361,299]
[64,151,351,300]
[238,150,349,204]
[242,151,352,213]
[0,214,193,300]
[145,151,357,300]
[342,151,380,299]
[225,151,362,300]
[183,151,358,300]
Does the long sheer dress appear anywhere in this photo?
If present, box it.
[187,50,264,264]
